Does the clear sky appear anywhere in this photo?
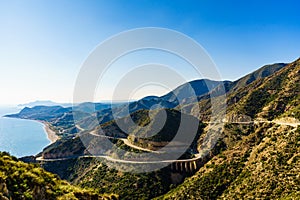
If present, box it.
[0,0,300,104]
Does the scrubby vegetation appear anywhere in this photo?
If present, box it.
[41,157,179,200]
[158,123,300,199]
[0,152,117,200]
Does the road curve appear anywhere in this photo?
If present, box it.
[37,120,299,164]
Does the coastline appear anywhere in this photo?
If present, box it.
[0,114,58,157]
[3,115,59,144]
[41,122,59,143]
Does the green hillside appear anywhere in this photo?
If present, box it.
[0,152,117,200]
[40,157,178,200]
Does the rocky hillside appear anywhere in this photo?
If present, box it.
[181,61,297,122]
[157,122,299,199]
[225,58,299,121]
[158,58,300,199]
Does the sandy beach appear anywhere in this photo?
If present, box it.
[42,122,59,143]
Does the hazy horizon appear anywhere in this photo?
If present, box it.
[1,0,300,104]
[0,58,297,106]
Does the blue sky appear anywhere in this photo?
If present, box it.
[0,0,300,104]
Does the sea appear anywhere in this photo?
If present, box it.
[0,106,50,158]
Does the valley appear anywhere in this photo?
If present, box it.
[3,58,300,199]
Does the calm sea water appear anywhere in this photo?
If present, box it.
[0,106,50,157]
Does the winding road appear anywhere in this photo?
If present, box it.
[36,119,299,165]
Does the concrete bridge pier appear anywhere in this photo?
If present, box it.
[185,162,189,172]
[193,161,197,171]
[180,162,183,171]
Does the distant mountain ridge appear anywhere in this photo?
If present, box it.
[229,62,287,93]
[180,62,288,120]
[18,100,72,108]
[6,62,288,137]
